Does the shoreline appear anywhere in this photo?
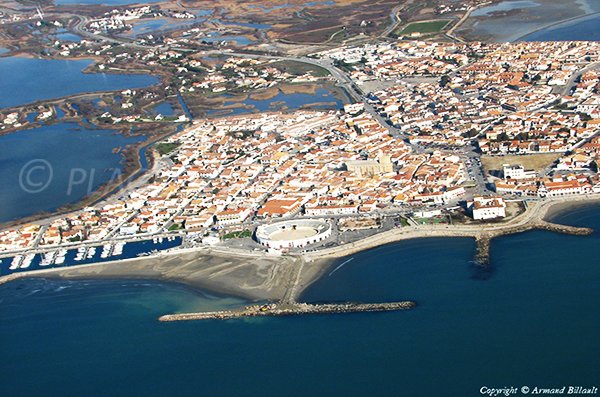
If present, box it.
[513,10,600,41]
[456,0,599,42]
[2,195,599,303]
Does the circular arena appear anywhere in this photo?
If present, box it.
[255,219,332,250]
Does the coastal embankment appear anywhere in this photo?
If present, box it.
[302,197,596,263]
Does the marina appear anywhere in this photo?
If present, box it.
[0,237,181,277]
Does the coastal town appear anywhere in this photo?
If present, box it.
[2,1,600,396]
[1,0,600,272]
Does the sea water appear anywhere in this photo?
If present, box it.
[1,205,598,396]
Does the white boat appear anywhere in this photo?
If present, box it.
[100,244,113,258]
[87,247,96,259]
[55,249,67,265]
[74,252,84,261]
[112,242,125,256]
[42,250,58,266]
[39,253,52,267]
[20,254,35,269]
[10,255,23,270]
[152,237,158,244]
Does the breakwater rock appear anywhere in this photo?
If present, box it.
[159,301,416,322]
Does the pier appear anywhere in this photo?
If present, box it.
[159,301,416,322]
[473,220,593,266]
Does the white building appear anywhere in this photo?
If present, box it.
[255,219,332,251]
[503,164,536,180]
[469,196,506,220]
[305,204,359,216]
[576,97,600,115]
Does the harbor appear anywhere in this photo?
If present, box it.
[0,236,181,276]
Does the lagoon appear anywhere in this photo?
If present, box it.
[521,13,600,41]
[0,123,144,222]
[471,0,539,17]
[0,57,157,109]
[208,87,345,117]
[464,0,600,42]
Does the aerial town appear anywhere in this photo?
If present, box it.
[1,0,599,269]
[2,0,600,395]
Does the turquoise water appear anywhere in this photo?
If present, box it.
[216,19,272,30]
[0,123,144,222]
[0,57,157,109]
[1,205,599,396]
[521,14,600,41]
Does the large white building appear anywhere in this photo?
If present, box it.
[255,219,332,251]
[469,196,506,220]
[503,164,536,180]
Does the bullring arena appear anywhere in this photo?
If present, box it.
[255,219,332,250]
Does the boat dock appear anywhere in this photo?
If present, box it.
[159,301,416,322]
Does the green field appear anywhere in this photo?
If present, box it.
[223,230,253,239]
[155,141,181,156]
[396,20,451,36]
[268,60,330,78]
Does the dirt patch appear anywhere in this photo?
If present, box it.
[481,153,561,175]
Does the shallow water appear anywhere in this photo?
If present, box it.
[521,14,600,41]
[208,87,345,116]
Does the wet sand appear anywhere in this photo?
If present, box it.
[0,246,332,302]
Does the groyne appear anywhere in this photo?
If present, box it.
[159,301,416,322]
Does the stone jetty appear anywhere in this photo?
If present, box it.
[159,301,416,322]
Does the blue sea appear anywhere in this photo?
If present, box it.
[1,204,599,396]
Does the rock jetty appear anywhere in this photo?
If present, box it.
[158,301,416,322]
